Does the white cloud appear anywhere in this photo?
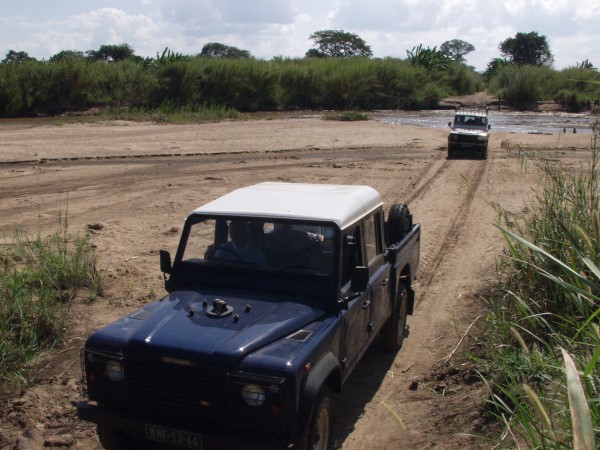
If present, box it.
[0,0,598,70]
[68,8,160,47]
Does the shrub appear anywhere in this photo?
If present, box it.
[0,215,102,383]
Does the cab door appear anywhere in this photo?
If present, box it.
[340,224,371,371]
[364,211,391,332]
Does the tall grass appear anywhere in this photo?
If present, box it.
[487,64,600,111]
[0,57,483,117]
[106,101,240,123]
[479,126,599,448]
[0,214,101,384]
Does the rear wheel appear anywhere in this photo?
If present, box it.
[380,284,408,351]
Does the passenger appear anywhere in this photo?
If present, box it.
[215,220,267,266]
[266,223,323,268]
[269,223,323,253]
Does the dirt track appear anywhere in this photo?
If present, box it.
[0,117,593,449]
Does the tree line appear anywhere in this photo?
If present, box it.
[0,30,599,117]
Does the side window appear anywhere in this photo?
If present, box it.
[364,212,383,275]
[341,225,362,286]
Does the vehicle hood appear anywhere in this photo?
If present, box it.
[85,289,327,366]
[450,127,488,137]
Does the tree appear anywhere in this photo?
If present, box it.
[86,44,136,62]
[2,50,35,64]
[483,58,511,80]
[200,43,252,58]
[576,59,596,70]
[49,50,86,63]
[306,30,372,58]
[440,39,475,63]
[499,31,553,66]
[406,44,450,70]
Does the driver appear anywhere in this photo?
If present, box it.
[214,220,267,266]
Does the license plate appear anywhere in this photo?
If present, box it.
[145,424,202,449]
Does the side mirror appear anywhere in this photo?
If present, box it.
[448,121,452,128]
[488,124,491,130]
[160,250,172,274]
[350,266,369,292]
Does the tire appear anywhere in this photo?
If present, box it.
[296,390,332,450]
[97,425,134,450]
[380,284,408,351]
[386,204,412,246]
[481,143,488,160]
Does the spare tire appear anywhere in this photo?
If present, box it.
[386,203,412,245]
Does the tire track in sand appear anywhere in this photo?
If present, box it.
[415,158,488,286]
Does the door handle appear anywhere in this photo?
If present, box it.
[362,300,371,310]
[381,278,389,286]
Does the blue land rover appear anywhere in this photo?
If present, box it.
[77,182,420,450]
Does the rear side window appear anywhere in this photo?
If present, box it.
[341,225,362,285]
[364,212,385,276]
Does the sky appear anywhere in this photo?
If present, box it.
[1,0,599,71]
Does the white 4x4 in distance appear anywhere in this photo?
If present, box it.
[447,108,491,159]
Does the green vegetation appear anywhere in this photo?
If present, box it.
[2,28,599,117]
[199,42,252,59]
[105,102,240,123]
[499,31,554,67]
[1,53,597,117]
[322,111,369,121]
[440,39,476,64]
[0,56,483,117]
[0,26,600,121]
[479,129,600,447]
[487,65,600,110]
[306,30,372,58]
[406,44,451,71]
[0,215,102,384]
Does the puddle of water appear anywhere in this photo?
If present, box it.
[376,110,599,135]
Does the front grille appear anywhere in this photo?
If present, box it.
[458,134,480,143]
[126,352,228,429]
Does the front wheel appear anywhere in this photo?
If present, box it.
[380,284,408,351]
[448,145,455,159]
[97,425,135,450]
[296,390,332,450]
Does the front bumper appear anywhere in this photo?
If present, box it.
[77,401,292,450]
[448,135,488,151]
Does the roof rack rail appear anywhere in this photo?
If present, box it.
[453,106,489,116]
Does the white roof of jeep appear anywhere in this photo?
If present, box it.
[192,182,383,228]
[454,108,488,117]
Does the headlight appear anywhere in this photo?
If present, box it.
[104,360,124,382]
[84,349,124,383]
[241,384,266,407]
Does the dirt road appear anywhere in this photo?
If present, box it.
[0,117,593,449]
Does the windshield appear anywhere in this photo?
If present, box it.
[454,114,487,127]
[180,217,336,276]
